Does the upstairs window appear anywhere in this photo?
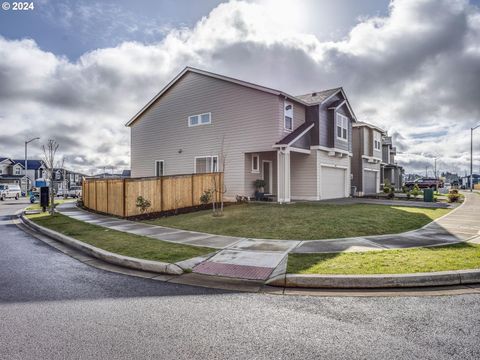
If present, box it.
[336,113,348,141]
[374,132,381,150]
[284,102,293,131]
[188,112,211,127]
[15,167,21,175]
[251,154,259,173]
[195,156,218,173]
[155,160,164,176]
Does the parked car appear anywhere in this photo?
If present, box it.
[58,186,82,198]
[66,186,82,198]
[405,178,444,190]
[0,184,21,200]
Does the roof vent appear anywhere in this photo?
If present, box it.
[312,92,317,97]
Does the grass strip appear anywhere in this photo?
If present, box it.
[28,212,213,263]
[287,243,480,274]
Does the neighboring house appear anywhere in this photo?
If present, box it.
[12,159,46,187]
[89,170,131,179]
[381,136,404,190]
[351,122,385,196]
[461,174,480,188]
[127,67,357,202]
[0,158,26,190]
[0,157,46,192]
[52,168,86,193]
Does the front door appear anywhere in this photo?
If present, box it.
[263,161,272,194]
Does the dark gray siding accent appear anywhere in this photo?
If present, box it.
[319,93,352,152]
[306,105,319,145]
[351,127,363,192]
[291,131,311,149]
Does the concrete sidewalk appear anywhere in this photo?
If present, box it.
[57,192,479,281]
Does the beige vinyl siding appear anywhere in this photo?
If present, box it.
[244,152,277,197]
[131,71,286,199]
[290,151,317,200]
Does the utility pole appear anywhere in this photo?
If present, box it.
[471,124,480,191]
[25,137,40,195]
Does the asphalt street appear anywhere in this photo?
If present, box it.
[1,199,479,359]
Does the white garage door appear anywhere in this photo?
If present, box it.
[321,167,346,199]
[364,170,377,195]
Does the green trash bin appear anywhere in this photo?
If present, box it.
[423,188,434,202]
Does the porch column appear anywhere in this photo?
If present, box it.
[277,148,291,203]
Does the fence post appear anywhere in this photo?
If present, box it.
[191,174,195,207]
[122,178,126,217]
[160,176,163,212]
[106,180,109,214]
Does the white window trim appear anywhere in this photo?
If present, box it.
[284,101,293,132]
[374,132,381,151]
[251,154,260,173]
[154,160,165,177]
[336,113,349,141]
[262,160,273,195]
[188,112,212,127]
[194,155,219,173]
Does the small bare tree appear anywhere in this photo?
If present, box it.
[42,140,59,215]
[212,135,228,216]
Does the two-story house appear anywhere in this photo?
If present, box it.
[127,67,356,202]
[381,136,404,190]
[351,122,385,196]
[0,157,46,192]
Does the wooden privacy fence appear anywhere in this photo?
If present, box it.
[82,173,223,217]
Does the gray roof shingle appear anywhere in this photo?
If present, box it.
[295,88,342,105]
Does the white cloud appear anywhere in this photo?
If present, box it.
[1,0,479,175]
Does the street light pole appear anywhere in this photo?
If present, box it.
[471,124,480,192]
[25,137,40,195]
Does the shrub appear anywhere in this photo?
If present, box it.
[136,196,151,213]
[200,189,213,205]
[254,179,266,190]
[406,191,412,199]
[402,185,409,193]
[411,184,422,199]
[447,189,460,203]
[383,185,391,194]
[387,187,395,199]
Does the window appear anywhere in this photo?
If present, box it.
[155,160,164,176]
[195,156,218,173]
[188,112,211,127]
[284,101,293,131]
[55,170,62,180]
[0,169,2,174]
[251,154,259,173]
[336,113,348,141]
[374,132,381,151]
[15,167,21,175]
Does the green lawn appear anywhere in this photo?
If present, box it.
[28,213,213,264]
[145,203,450,240]
[26,198,75,211]
[287,243,480,274]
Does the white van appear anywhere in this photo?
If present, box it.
[0,184,21,201]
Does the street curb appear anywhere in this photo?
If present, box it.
[266,269,480,289]
[20,213,184,275]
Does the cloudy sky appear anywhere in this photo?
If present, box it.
[1,0,479,176]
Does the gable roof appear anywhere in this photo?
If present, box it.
[0,157,13,164]
[12,159,44,170]
[353,121,386,134]
[275,121,315,146]
[125,67,357,127]
[295,88,342,104]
